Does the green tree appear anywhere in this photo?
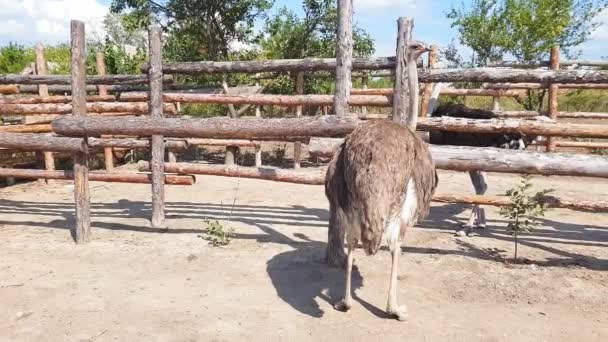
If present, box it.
[259,0,374,95]
[110,0,273,62]
[446,0,608,110]
[0,44,35,74]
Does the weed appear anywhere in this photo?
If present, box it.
[200,219,234,247]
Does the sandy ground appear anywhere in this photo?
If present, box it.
[0,169,607,341]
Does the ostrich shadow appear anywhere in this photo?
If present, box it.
[266,233,388,319]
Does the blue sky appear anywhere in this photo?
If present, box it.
[2,0,607,60]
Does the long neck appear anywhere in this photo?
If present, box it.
[406,56,419,131]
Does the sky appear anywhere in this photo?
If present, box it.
[0,0,606,60]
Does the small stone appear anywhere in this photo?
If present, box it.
[16,312,23,318]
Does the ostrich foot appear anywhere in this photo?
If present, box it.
[387,305,408,321]
[455,225,474,237]
[334,299,352,312]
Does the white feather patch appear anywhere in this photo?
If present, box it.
[385,178,418,247]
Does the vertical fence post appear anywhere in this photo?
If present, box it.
[392,17,413,124]
[420,45,438,117]
[546,46,560,152]
[326,0,353,267]
[71,21,91,243]
[223,78,239,165]
[360,74,369,115]
[254,76,262,167]
[149,25,165,228]
[96,52,115,172]
[293,71,304,169]
[35,43,55,183]
[492,94,501,111]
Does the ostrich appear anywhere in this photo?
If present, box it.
[428,103,537,236]
[325,42,437,321]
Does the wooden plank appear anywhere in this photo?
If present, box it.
[149,25,165,228]
[71,20,91,244]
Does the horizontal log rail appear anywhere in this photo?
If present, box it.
[351,88,522,97]
[0,95,117,104]
[0,74,173,85]
[420,68,608,84]
[308,138,608,178]
[531,140,608,149]
[0,124,52,133]
[51,115,359,139]
[185,138,261,148]
[138,161,325,185]
[488,60,608,68]
[433,193,608,212]
[143,57,397,74]
[0,133,85,153]
[360,111,608,120]
[119,93,391,106]
[0,168,195,185]
[482,82,608,90]
[0,102,177,116]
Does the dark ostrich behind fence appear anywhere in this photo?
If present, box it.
[428,103,538,236]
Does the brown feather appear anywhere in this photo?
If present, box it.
[325,120,437,256]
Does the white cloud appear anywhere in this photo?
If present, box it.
[0,0,108,45]
[591,9,608,41]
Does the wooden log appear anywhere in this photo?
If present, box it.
[86,138,187,151]
[0,124,52,133]
[0,85,19,94]
[420,45,438,117]
[35,43,55,182]
[0,74,173,85]
[531,140,608,149]
[420,68,608,84]
[52,115,360,139]
[20,111,135,125]
[488,59,608,68]
[0,94,116,104]
[0,133,86,152]
[96,52,109,96]
[416,116,608,139]
[71,20,90,244]
[334,0,354,118]
[137,161,325,185]
[145,57,396,75]
[118,92,390,107]
[483,82,608,90]
[0,168,195,185]
[149,25,165,229]
[0,102,177,115]
[432,193,608,212]
[185,138,260,148]
[546,47,560,152]
[392,17,412,124]
[351,87,522,97]
[222,79,239,165]
[308,138,608,178]
[294,71,305,169]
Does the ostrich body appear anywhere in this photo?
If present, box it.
[325,120,438,320]
[429,103,536,235]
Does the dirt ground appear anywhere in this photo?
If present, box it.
[0,168,607,341]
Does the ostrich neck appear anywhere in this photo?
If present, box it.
[406,58,420,131]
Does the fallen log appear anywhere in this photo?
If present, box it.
[0,94,116,104]
[0,133,85,153]
[143,57,396,74]
[137,161,325,185]
[119,93,391,106]
[0,74,173,85]
[52,115,360,139]
[307,137,608,178]
[351,88,522,97]
[0,168,195,185]
[432,193,608,212]
[0,102,177,115]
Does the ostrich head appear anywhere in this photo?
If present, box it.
[407,40,432,63]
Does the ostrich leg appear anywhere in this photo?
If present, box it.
[456,171,488,236]
[334,237,357,312]
[386,237,408,321]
